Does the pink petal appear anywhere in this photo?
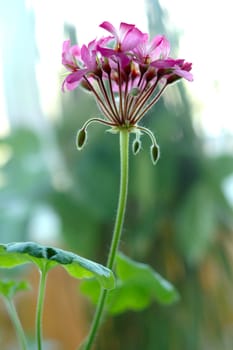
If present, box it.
[152,58,184,69]
[62,40,71,52]
[96,35,113,47]
[99,21,117,37]
[118,22,135,41]
[62,40,71,65]
[70,45,81,57]
[81,45,91,65]
[97,46,116,58]
[66,69,88,83]
[174,65,193,81]
[121,27,145,51]
[150,35,170,59]
[62,78,79,92]
[176,69,193,81]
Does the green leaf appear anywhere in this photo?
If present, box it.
[80,252,179,315]
[80,279,100,304]
[115,253,179,306]
[0,242,115,290]
[0,280,30,299]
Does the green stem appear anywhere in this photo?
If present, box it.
[36,266,48,350]
[82,128,130,350]
[5,298,28,350]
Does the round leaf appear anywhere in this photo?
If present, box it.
[0,280,30,299]
[0,242,115,290]
[80,252,179,315]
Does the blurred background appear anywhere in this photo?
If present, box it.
[1,0,233,349]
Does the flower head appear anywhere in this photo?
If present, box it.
[61,21,193,162]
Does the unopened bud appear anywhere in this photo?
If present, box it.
[80,80,92,91]
[150,143,160,165]
[129,87,141,97]
[145,67,156,82]
[76,128,87,150]
[166,74,181,85]
[132,138,141,155]
[102,58,111,74]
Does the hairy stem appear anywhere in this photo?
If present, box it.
[82,128,129,350]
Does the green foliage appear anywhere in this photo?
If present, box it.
[0,279,30,299]
[80,252,179,315]
[0,242,115,290]
[0,3,233,348]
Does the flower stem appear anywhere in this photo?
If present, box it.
[5,298,28,350]
[36,266,48,350]
[82,128,129,350]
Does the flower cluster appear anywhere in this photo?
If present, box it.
[62,21,193,163]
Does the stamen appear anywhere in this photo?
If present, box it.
[128,78,160,123]
[132,82,167,124]
[83,76,119,123]
[117,61,124,122]
[96,76,121,124]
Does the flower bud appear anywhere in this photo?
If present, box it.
[166,74,181,85]
[80,80,93,91]
[132,138,141,155]
[102,58,111,74]
[129,87,140,97]
[145,67,156,82]
[76,128,87,150]
[150,143,160,165]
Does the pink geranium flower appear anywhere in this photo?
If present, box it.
[62,38,105,91]
[62,40,88,91]
[133,34,170,65]
[61,20,193,131]
[152,58,193,82]
[168,61,193,82]
[62,40,80,70]
[99,21,145,52]
[97,21,145,70]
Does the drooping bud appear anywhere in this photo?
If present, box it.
[132,138,142,155]
[76,128,87,150]
[150,142,160,165]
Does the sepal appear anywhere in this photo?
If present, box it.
[132,138,142,155]
[76,128,87,150]
[150,142,160,165]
